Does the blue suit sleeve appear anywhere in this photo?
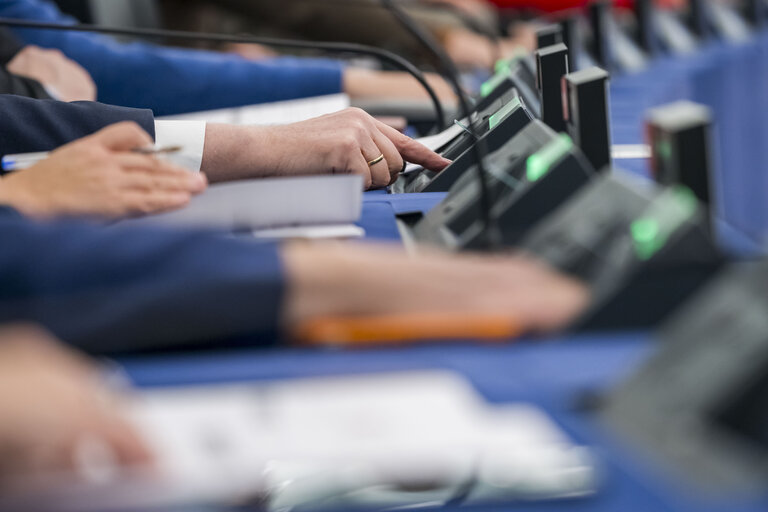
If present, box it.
[0,0,344,115]
[0,94,155,159]
[0,209,285,354]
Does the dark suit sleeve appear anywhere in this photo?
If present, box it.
[0,27,23,65]
[0,67,53,99]
[0,208,285,354]
[0,94,155,159]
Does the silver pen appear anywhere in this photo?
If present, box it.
[1,145,183,172]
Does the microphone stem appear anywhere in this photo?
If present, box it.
[0,17,448,130]
[382,0,500,250]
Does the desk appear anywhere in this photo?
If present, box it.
[121,34,768,512]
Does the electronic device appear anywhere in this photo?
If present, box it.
[536,43,569,133]
[559,14,595,71]
[647,101,715,229]
[689,0,752,41]
[744,0,768,26]
[602,260,768,495]
[633,0,698,54]
[391,95,534,194]
[399,122,595,251]
[479,54,541,118]
[563,67,612,173]
[587,0,648,72]
[520,172,724,330]
[536,24,564,49]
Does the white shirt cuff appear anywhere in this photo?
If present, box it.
[153,120,207,171]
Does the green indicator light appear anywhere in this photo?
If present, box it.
[480,72,508,98]
[494,58,513,74]
[525,134,573,182]
[488,97,522,130]
[672,186,698,216]
[656,138,672,162]
[631,218,664,261]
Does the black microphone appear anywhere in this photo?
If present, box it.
[0,16,447,130]
[381,0,501,249]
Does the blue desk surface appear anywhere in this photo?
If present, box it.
[121,34,768,512]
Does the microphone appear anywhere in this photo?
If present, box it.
[0,16,448,130]
[381,0,501,250]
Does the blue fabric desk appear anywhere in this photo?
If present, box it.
[120,33,768,512]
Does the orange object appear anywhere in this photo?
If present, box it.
[294,313,523,347]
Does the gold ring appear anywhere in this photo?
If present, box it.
[367,154,385,167]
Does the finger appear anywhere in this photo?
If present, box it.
[122,171,207,195]
[349,151,374,190]
[123,190,193,217]
[370,127,404,180]
[357,133,391,189]
[91,122,153,152]
[375,120,451,172]
[96,415,154,468]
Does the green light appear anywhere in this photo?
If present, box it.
[673,186,698,216]
[480,72,508,98]
[488,97,521,130]
[494,58,513,74]
[525,134,573,182]
[631,218,664,261]
[656,138,672,162]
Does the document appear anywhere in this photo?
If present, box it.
[158,94,350,125]
[130,175,363,232]
[13,372,595,511]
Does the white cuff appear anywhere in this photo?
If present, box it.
[153,120,207,172]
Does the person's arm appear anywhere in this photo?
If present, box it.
[0,207,285,354]
[0,97,450,189]
[0,94,155,158]
[0,0,344,115]
[0,65,52,98]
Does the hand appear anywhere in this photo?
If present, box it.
[7,45,97,102]
[0,324,151,485]
[203,108,451,189]
[282,242,589,333]
[0,122,208,220]
[343,68,457,104]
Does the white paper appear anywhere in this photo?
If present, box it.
[253,224,365,240]
[130,175,363,231]
[4,372,595,511]
[415,121,467,152]
[158,94,350,125]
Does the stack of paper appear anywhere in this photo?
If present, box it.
[130,175,364,240]
[10,372,596,511]
[158,94,350,126]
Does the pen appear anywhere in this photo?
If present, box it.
[294,313,522,347]
[1,146,183,172]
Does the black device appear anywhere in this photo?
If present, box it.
[536,43,569,133]
[587,1,648,72]
[602,260,768,495]
[536,24,563,49]
[558,14,593,71]
[392,95,534,193]
[478,54,540,118]
[647,101,715,227]
[744,0,768,26]
[400,122,595,251]
[563,67,612,174]
[637,1,699,54]
[0,17,448,129]
[520,172,724,330]
[688,0,752,41]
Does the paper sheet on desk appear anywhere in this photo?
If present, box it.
[11,372,595,511]
[159,94,350,125]
[129,175,363,231]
